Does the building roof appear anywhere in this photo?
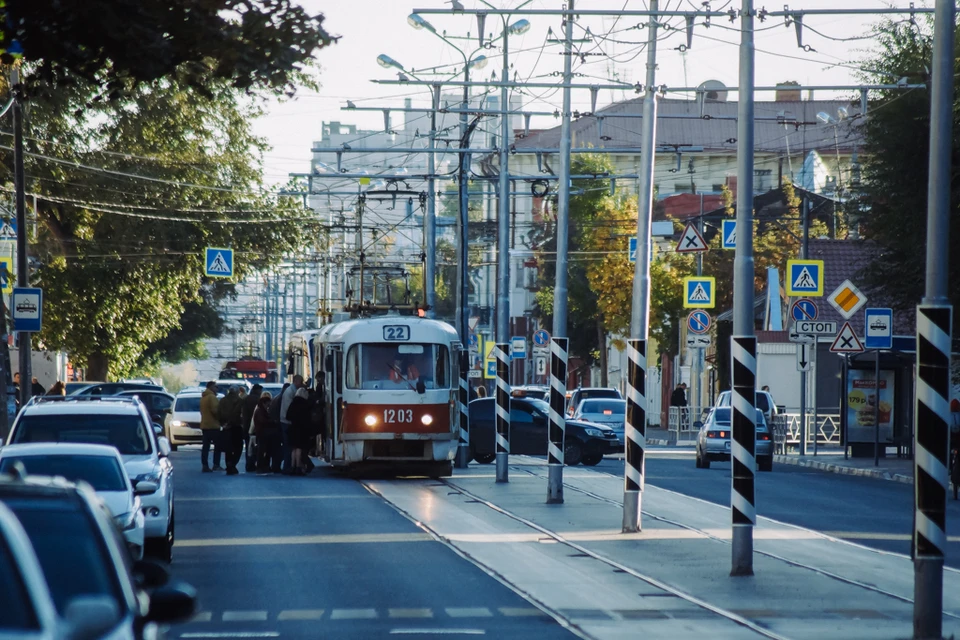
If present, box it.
[514,97,861,155]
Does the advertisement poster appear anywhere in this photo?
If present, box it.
[846,369,895,443]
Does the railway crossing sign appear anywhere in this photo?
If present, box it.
[683,276,715,308]
[205,247,234,278]
[828,279,867,320]
[676,223,709,253]
[721,219,736,249]
[829,321,865,354]
[864,308,893,350]
[791,298,818,322]
[687,310,711,334]
[786,259,824,296]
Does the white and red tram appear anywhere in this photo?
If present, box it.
[313,314,461,474]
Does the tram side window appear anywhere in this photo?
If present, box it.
[346,347,360,389]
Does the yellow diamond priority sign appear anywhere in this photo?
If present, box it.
[827,279,867,320]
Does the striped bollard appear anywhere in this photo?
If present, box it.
[495,343,511,483]
[455,349,470,469]
[914,305,952,638]
[622,339,646,532]
[546,338,568,504]
[730,336,756,576]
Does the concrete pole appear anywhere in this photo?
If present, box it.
[623,0,658,533]
[496,30,511,345]
[425,88,438,319]
[11,68,29,403]
[547,0,575,503]
[731,0,757,577]
[456,68,471,345]
[914,1,954,636]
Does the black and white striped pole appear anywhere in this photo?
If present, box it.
[495,343,511,483]
[622,339,646,532]
[546,337,568,503]
[730,336,757,576]
[455,349,470,469]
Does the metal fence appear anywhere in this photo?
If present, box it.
[666,406,708,440]
[780,409,842,446]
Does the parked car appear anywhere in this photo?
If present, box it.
[0,499,61,639]
[116,390,175,426]
[469,396,621,466]
[566,387,623,417]
[572,398,627,440]
[71,382,164,397]
[715,389,780,424]
[259,383,286,398]
[64,381,101,396]
[695,407,774,471]
[510,384,549,399]
[0,472,196,638]
[5,397,176,562]
[0,443,150,559]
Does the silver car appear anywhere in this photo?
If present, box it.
[695,407,774,472]
[572,398,626,441]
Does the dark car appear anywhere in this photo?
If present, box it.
[469,397,621,466]
[566,387,623,416]
[116,390,175,425]
[71,382,163,397]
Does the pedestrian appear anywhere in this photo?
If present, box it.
[199,381,221,473]
[45,381,66,396]
[268,382,290,473]
[32,378,46,397]
[253,392,276,475]
[670,382,688,429]
[476,385,487,398]
[219,385,244,475]
[279,375,304,474]
[286,386,312,475]
[242,384,263,472]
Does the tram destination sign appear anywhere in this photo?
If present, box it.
[795,320,837,335]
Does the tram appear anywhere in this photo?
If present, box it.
[313,313,461,475]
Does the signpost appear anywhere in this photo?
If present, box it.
[11,288,41,333]
[791,299,818,322]
[786,259,824,296]
[827,279,867,319]
[675,223,709,253]
[510,336,526,359]
[864,308,893,350]
[687,310,711,335]
[683,277,715,309]
[721,219,736,250]
[686,334,711,349]
[795,320,836,335]
[796,342,811,372]
[204,247,234,278]
[829,322,865,354]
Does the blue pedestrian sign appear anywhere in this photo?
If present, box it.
[628,237,637,263]
[533,329,551,347]
[687,310,711,335]
[12,288,42,333]
[683,276,715,309]
[722,219,736,249]
[0,219,16,242]
[791,298,819,322]
[786,259,824,296]
[205,247,234,278]
[0,258,12,294]
[864,308,893,350]
[467,333,478,348]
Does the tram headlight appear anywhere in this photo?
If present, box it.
[364,414,377,427]
[421,413,434,426]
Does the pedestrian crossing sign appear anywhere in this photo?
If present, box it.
[786,259,824,296]
[683,276,715,309]
[204,247,234,278]
[0,220,16,243]
[0,259,11,294]
[721,219,736,250]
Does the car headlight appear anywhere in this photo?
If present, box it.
[135,472,161,485]
[584,428,603,438]
[364,414,378,427]
[169,420,186,428]
[115,511,138,531]
[421,414,433,425]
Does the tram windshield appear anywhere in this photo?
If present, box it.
[345,343,450,390]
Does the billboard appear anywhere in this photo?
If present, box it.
[845,369,895,444]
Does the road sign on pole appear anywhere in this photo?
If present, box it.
[628,237,637,262]
[0,259,12,294]
[864,308,893,350]
[721,219,736,249]
[535,357,547,376]
[795,320,836,335]
[796,342,811,372]
[791,298,819,322]
[786,259,824,296]
[827,279,867,319]
[205,247,234,278]
[675,223,709,253]
[687,310,711,334]
[683,276,715,308]
[829,322,864,353]
[510,336,526,359]
[12,288,41,332]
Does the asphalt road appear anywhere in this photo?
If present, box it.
[595,448,960,569]
[164,450,578,640]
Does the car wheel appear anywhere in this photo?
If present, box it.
[758,455,773,472]
[695,449,703,468]
[169,443,178,452]
[701,453,711,469]
[564,440,583,466]
[581,454,602,466]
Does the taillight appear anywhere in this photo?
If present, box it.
[708,430,728,439]
[758,433,770,441]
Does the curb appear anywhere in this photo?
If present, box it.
[773,454,914,485]
[646,437,696,447]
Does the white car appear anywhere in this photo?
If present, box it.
[165,391,224,450]
[4,396,176,562]
[0,443,150,559]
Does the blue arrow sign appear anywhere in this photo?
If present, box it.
[722,219,736,249]
[628,237,637,263]
[205,247,234,278]
[864,308,893,350]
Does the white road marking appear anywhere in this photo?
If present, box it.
[389,630,485,635]
[189,612,213,622]
[277,609,325,620]
[330,608,378,620]
[444,607,493,618]
[180,634,280,639]
[177,532,432,547]
[389,608,433,618]
[498,607,547,617]
[222,611,268,621]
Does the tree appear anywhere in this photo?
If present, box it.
[12,69,317,380]
[855,19,960,326]
[3,0,335,100]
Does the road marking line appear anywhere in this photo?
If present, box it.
[177,532,433,547]
[277,609,325,620]
[498,607,547,617]
[330,608,378,620]
[189,612,213,622]
[180,634,280,639]
[222,611,268,622]
[389,608,433,618]
[178,495,374,502]
[445,607,493,618]
[389,630,485,636]
[823,531,960,542]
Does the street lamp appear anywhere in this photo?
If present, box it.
[817,107,848,237]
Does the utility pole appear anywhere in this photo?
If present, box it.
[799,199,809,457]
[425,84,439,318]
[913,1,954,636]
[730,0,757,577]
[454,65,474,470]
[622,0,658,532]
[11,68,29,404]
[496,28,511,348]
[546,0,575,504]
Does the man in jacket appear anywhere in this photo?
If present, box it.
[219,385,244,475]
[280,375,304,473]
[242,385,263,472]
[199,381,221,473]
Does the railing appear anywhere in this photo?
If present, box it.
[780,409,842,446]
[666,406,709,440]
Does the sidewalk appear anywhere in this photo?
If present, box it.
[369,459,960,640]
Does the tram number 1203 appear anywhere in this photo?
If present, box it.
[384,409,414,423]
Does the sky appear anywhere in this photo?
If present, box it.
[252,0,928,186]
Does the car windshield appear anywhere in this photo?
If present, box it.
[11,414,152,455]
[2,496,124,618]
[579,400,626,415]
[346,343,450,390]
[0,535,40,630]
[175,396,202,412]
[0,456,127,491]
[711,408,767,428]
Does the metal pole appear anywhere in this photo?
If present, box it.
[456,350,470,468]
[874,350,881,467]
[623,0,658,533]
[11,68,29,403]
[731,0,756,577]
[494,342,510,482]
[800,198,810,456]
[547,0,575,503]
[496,29,511,346]
[799,367,807,456]
[546,337,568,503]
[425,89,438,319]
[0,292,10,439]
[456,68,471,345]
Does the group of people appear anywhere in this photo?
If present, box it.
[198,375,326,476]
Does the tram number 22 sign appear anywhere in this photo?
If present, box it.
[383,325,411,341]
[383,408,414,423]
